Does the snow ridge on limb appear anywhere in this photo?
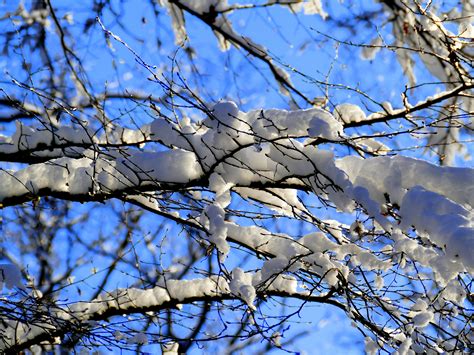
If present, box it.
[1,275,330,352]
[1,102,472,273]
[1,101,473,354]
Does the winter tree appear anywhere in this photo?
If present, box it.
[0,0,472,353]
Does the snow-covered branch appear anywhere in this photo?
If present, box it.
[1,0,472,353]
[3,275,339,353]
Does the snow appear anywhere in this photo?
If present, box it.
[365,337,379,355]
[230,268,256,309]
[0,121,93,154]
[0,149,203,200]
[361,37,383,60]
[261,256,297,281]
[394,337,414,355]
[288,0,327,19]
[1,104,472,281]
[352,186,391,231]
[353,136,389,155]
[163,1,186,46]
[0,274,307,351]
[336,155,474,208]
[399,186,473,271]
[458,20,474,38]
[150,118,191,149]
[333,103,367,124]
[244,106,342,141]
[205,101,241,131]
[0,322,58,350]
[234,187,306,217]
[209,172,233,207]
[201,203,230,257]
[410,298,428,312]
[114,330,125,341]
[66,277,231,319]
[0,264,24,290]
[349,220,365,240]
[121,150,203,183]
[227,223,390,286]
[127,333,148,345]
[179,0,229,14]
[440,280,467,306]
[0,103,357,208]
[1,99,473,352]
[271,331,282,347]
[412,311,434,328]
[162,342,179,355]
[374,274,384,290]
